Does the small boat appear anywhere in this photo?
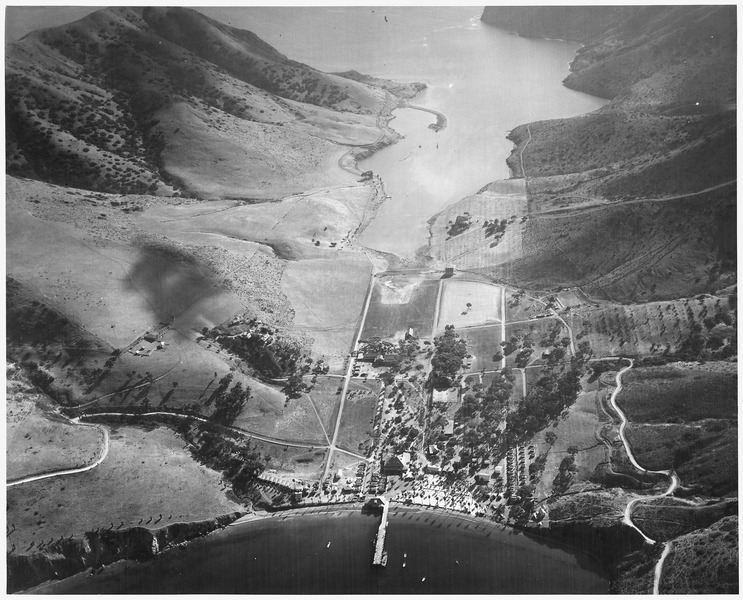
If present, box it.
[404,552,407,558]
[403,562,406,568]
[421,577,426,582]
[326,542,331,548]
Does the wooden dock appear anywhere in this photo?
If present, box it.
[372,497,390,567]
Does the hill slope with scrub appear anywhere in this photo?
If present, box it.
[479,5,736,303]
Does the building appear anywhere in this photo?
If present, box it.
[475,471,491,485]
[405,327,415,340]
[382,456,405,476]
[143,331,161,343]
[424,464,441,474]
[443,419,454,436]
[432,388,459,403]
[444,265,455,277]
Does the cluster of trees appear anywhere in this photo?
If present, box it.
[207,374,251,426]
[205,327,303,380]
[551,446,579,494]
[429,325,468,389]
[506,366,583,444]
[447,214,471,237]
[178,422,264,497]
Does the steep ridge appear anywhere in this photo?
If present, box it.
[479,5,736,302]
[6,7,420,199]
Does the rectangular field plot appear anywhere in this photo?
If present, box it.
[436,279,503,332]
[460,326,502,372]
[335,380,381,456]
[361,275,439,340]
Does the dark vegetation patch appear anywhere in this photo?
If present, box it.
[625,421,737,496]
[619,367,737,422]
[633,498,737,542]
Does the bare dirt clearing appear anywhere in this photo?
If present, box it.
[436,279,503,333]
[362,274,439,341]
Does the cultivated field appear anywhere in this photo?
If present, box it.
[335,380,382,455]
[428,179,527,270]
[6,424,241,548]
[362,274,439,340]
[436,279,503,332]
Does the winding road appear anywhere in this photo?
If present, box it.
[6,420,109,488]
[604,357,681,593]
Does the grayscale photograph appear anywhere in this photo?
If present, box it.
[5,4,737,594]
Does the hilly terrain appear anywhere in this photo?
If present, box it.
[476,6,737,595]
[5,6,737,594]
[480,5,736,303]
[6,6,421,199]
[6,10,422,588]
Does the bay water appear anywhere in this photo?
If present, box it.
[198,7,606,258]
[37,506,608,594]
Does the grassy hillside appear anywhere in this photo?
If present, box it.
[6,7,420,199]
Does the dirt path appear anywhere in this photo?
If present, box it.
[82,410,325,450]
[600,357,702,594]
[518,123,532,179]
[6,421,109,488]
[306,392,331,445]
[322,274,376,480]
[535,179,736,219]
[500,286,507,369]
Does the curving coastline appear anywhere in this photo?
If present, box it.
[9,512,246,593]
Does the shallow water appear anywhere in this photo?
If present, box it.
[38,508,608,594]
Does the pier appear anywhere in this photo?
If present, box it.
[369,497,390,567]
